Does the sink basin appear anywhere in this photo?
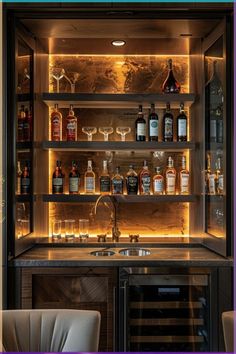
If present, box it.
[119,248,151,256]
[90,250,115,257]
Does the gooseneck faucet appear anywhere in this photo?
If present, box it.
[93,195,121,242]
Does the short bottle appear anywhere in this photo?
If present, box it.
[139,160,151,195]
[163,102,173,142]
[165,156,176,195]
[24,106,32,142]
[69,161,80,194]
[18,105,25,142]
[51,104,62,141]
[17,161,22,194]
[179,156,190,195]
[126,165,139,195]
[52,160,64,194]
[162,59,181,93]
[135,105,146,142]
[153,167,164,195]
[66,104,77,141]
[215,157,223,195]
[148,103,158,141]
[84,160,96,194]
[21,161,30,194]
[112,167,124,195]
[100,160,111,195]
[177,103,187,142]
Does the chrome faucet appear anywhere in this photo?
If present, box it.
[93,195,121,242]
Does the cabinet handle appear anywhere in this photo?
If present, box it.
[113,286,116,351]
[123,281,128,351]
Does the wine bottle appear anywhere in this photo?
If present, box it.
[21,161,30,194]
[52,160,64,194]
[162,59,181,93]
[163,102,173,142]
[69,161,80,194]
[135,105,146,142]
[148,103,158,141]
[177,103,187,142]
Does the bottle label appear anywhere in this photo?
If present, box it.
[112,179,123,194]
[21,177,30,193]
[141,175,151,194]
[100,176,111,192]
[154,179,163,193]
[69,177,79,192]
[17,177,21,194]
[149,120,158,137]
[210,120,217,139]
[180,173,189,193]
[127,176,138,194]
[53,177,63,193]
[137,123,146,137]
[218,175,224,191]
[178,119,187,137]
[164,118,173,138]
[208,174,215,194]
[85,177,95,192]
[66,119,76,141]
[52,114,61,140]
[166,173,176,193]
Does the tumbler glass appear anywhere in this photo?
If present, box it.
[79,219,89,240]
[65,219,75,239]
[52,219,62,239]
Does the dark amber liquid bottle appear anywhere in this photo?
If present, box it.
[162,59,181,93]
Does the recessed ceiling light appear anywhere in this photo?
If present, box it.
[111,40,126,47]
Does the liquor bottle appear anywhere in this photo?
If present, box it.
[163,102,173,142]
[165,156,176,195]
[17,161,22,194]
[84,160,95,194]
[177,103,187,142]
[17,105,25,142]
[162,59,181,93]
[126,165,139,195]
[179,156,190,195]
[100,160,110,195]
[66,104,77,141]
[148,103,158,141]
[210,109,217,143]
[69,161,80,194]
[205,154,211,194]
[135,105,146,141]
[21,161,30,194]
[153,167,164,195]
[51,104,62,141]
[111,167,124,195]
[216,106,223,143]
[139,160,151,195]
[207,155,216,195]
[215,157,223,195]
[52,160,64,194]
[24,106,32,142]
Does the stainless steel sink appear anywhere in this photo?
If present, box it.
[90,250,115,257]
[119,248,151,256]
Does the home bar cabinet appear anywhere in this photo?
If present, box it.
[3,2,233,352]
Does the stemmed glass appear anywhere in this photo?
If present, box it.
[116,127,131,141]
[51,67,65,93]
[63,71,80,93]
[82,127,97,141]
[99,127,114,141]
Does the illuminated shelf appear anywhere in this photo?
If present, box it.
[42,141,196,151]
[42,92,196,109]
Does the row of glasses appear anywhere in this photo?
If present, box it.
[82,126,131,141]
[50,66,80,93]
[52,219,89,240]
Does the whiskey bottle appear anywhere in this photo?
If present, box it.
[139,160,151,195]
[135,105,146,141]
[162,59,181,93]
[69,160,80,194]
[163,102,173,142]
[177,103,187,142]
[210,109,217,143]
[100,160,110,195]
[179,156,190,195]
[126,165,138,195]
[215,157,223,195]
[66,104,77,141]
[52,160,64,194]
[51,104,62,141]
[153,167,164,195]
[112,167,124,195]
[17,161,22,194]
[17,105,25,142]
[165,156,176,195]
[24,106,32,142]
[21,161,30,194]
[148,103,158,141]
[84,160,95,194]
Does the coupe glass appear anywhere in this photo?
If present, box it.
[99,127,114,141]
[116,127,131,141]
[82,127,97,141]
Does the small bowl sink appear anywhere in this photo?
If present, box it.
[119,248,151,256]
[90,250,115,257]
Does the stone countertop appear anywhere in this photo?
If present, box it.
[11,246,233,267]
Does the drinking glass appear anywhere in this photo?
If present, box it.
[63,71,80,93]
[79,219,89,240]
[65,219,75,239]
[99,127,114,141]
[82,127,97,141]
[52,219,62,239]
[116,127,131,141]
[51,67,65,93]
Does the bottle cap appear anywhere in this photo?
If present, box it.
[155,167,161,173]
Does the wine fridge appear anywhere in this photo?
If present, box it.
[118,268,211,352]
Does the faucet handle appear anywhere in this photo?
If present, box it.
[129,234,139,243]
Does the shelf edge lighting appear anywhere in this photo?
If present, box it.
[111,40,126,47]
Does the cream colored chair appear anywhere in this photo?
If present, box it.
[222,311,234,352]
[2,309,101,352]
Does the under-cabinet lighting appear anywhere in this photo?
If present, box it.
[111,40,126,47]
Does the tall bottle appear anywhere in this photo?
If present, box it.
[210,108,217,143]
[162,59,181,93]
[165,156,176,195]
[24,106,32,142]
[66,104,77,141]
[179,156,190,195]
[205,154,211,194]
[84,160,95,194]
[51,104,62,141]
[17,105,25,142]
[215,157,223,195]
[216,105,223,143]
[69,161,80,194]
[135,105,146,142]
[139,160,151,195]
[163,102,173,142]
[112,167,124,195]
[21,161,30,194]
[17,161,22,194]
[52,160,64,194]
[177,103,187,142]
[148,103,158,141]
[153,167,164,195]
[126,165,138,195]
[100,160,110,195]
[207,155,216,195]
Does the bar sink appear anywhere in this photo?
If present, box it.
[90,250,115,256]
[119,248,151,256]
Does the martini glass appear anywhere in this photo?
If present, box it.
[99,127,114,141]
[51,67,65,93]
[82,127,97,141]
[116,127,131,141]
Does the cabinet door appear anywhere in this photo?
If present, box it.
[202,17,233,256]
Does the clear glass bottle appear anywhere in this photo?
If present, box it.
[52,160,64,194]
[162,59,181,93]
[153,167,164,195]
[163,102,173,142]
[66,104,77,141]
[21,161,30,194]
[139,160,151,195]
[179,156,190,195]
[135,105,146,142]
[69,160,80,194]
[165,156,176,195]
[148,103,158,141]
[126,165,139,195]
[177,102,187,142]
[51,103,62,141]
[112,167,124,195]
[100,160,110,195]
[84,160,95,194]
